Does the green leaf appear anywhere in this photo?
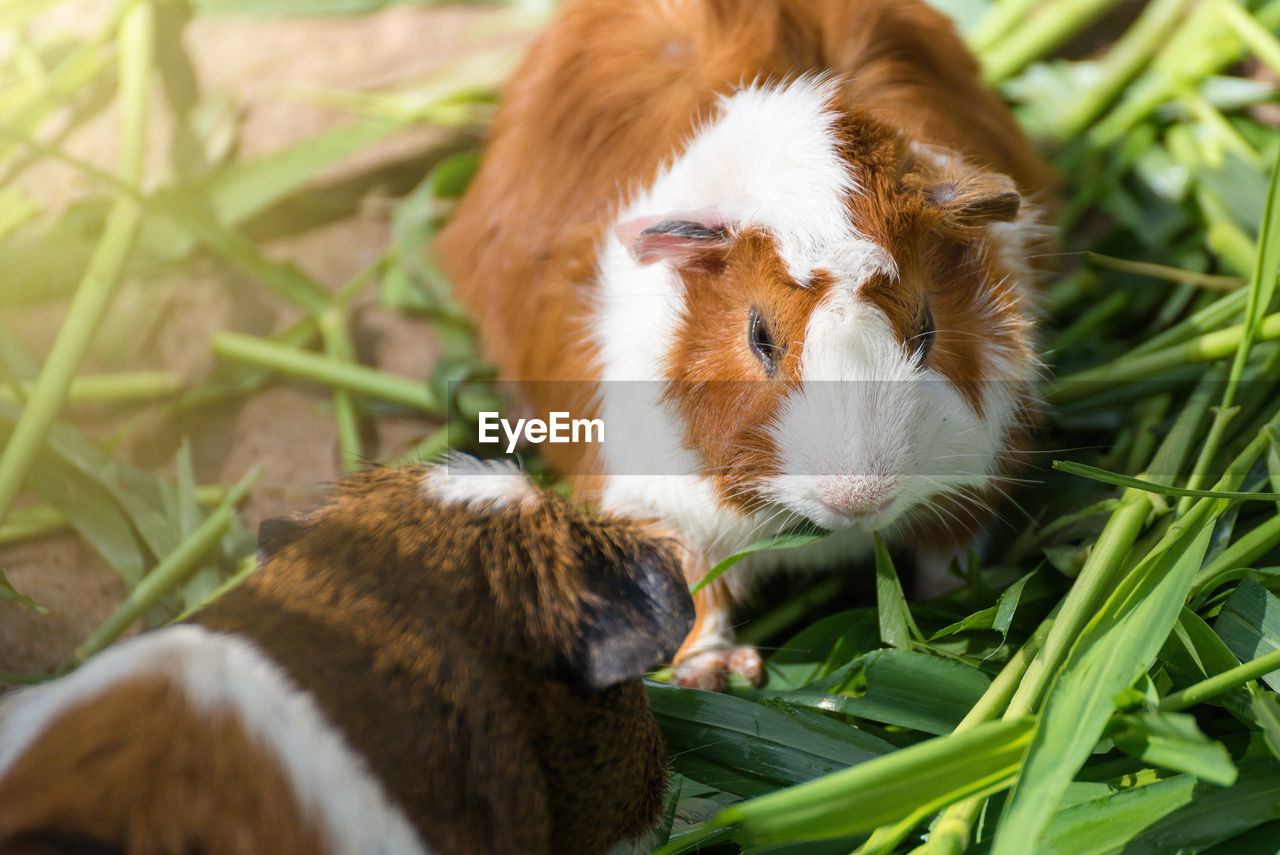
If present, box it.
[1118,759,1280,853]
[712,717,1034,845]
[1214,579,1280,693]
[691,522,828,595]
[1249,694,1280,762]
[1109,710,1237,786]
[985,774,1200,855]
[645,682,893,798]
[769,648,992,735]
[390,150,481,311]
[1162,607,1246,682]
[204,117,404,228]
[18,450,147,587]
[763,608,880,691]
[1053,460,1280,500]
[1160,607,1255,719]
[932,569,1038,645]
[1201,820,1280,855]
[992,513,1217,853]
[173,440,222,613]
[971,761,1280,855]
[874,532,921,648]
[0,566,47,615]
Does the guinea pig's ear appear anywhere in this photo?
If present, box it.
[572,539,696,689]
[615,211,731,266]
[903,143,1021,227]
[257,515,309,563]
[926,170,1021,227]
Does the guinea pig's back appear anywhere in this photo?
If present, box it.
[784,0,1053,194]
[0,624,428,855]
[438,0,809,380]
[438,0,1050,388]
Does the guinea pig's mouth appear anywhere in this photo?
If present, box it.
[817,496,898,531]
[753,475,908,534]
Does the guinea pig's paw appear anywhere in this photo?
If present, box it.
[672,645,763,691]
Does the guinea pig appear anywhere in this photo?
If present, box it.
[0,456,694,855]
[437,0,1055,690]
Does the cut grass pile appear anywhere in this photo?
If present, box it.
[4,0,1280,852]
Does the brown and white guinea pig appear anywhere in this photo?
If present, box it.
[0,457,694,855]
[437,0,1055,689]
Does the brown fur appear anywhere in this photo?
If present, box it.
[199,466,690,855]
[0,676,325,855]
[0,465,694,855]
[439,0,1048,479]
[438,0,1052,674]
[663,230,825,511]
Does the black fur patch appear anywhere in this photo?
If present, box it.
[256,515,309,563]
[574,542,695,690]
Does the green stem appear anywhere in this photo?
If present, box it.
[1057,0,1191,138]
[0,1,152,526]
[1091,0,1280,144]
[1180,146,1280,511]
[981,0,1127,85]
[168,555,258,625]
[1207,221,1261,280]
[906,614,1054,855]
[1180,89,1263,169]
[0,371,183,404]
[72,466,261,663]
[1189,514,1280,599]
[319,308,364,472]
[1160,647,1280,712]
[0,0,131,162]
[1131,288,1247,357]
[0,485,224,547]
[1007,373,1224,714]
[968,0,1042,54]
[1048,311,1280,405]
[1005,496,1152,714]
[212,331,439,413]
[0,504,65,545]
[1214,0,1280,78]
[1085,252,1243,291]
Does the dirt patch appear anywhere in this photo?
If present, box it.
[0,5,537,676]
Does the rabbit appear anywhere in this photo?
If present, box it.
[0,456,694,855]
[437,0,1054,690]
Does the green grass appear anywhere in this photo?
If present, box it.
[4,0,1280,853]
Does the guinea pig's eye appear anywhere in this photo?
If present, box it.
[749,306,780,376]
[910,303,935,362]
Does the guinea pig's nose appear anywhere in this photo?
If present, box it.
[819,475,895,520]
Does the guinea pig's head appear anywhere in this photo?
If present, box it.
[596,77,1043,544]
[277,456,696,690]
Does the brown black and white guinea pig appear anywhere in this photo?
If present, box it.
[437,0,1056,690]
[0,456,695,855]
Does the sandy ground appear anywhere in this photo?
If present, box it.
[0,4,539,676]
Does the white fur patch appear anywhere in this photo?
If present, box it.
[0,626,432,855]
[590,77,1034,564]
[764,277,1028,535]
[420,453,538,511]
[592,78,894,546]
[614,76,894,282]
